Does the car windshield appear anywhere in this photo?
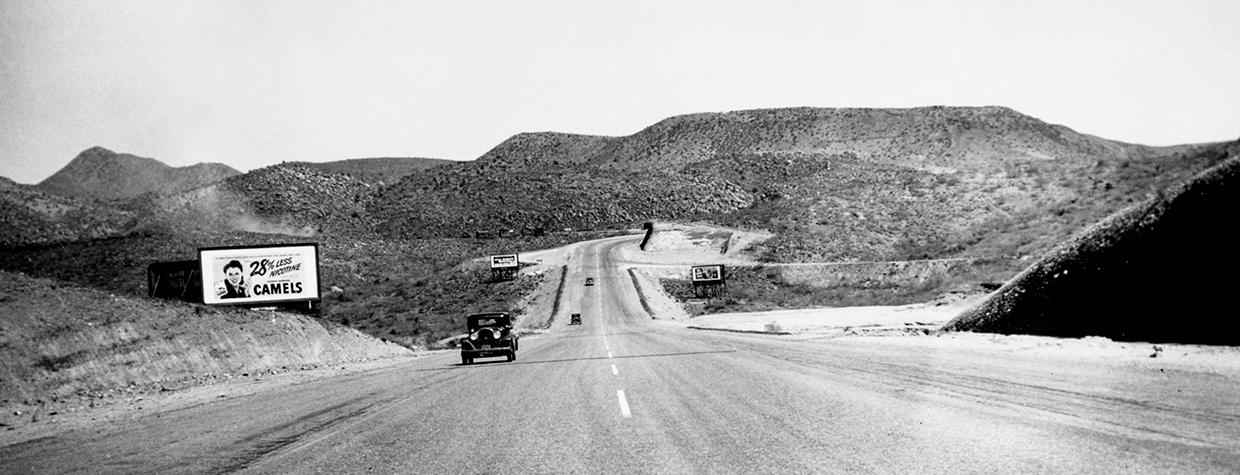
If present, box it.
[468,314,510,330]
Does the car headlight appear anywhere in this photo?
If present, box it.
[470,332,479,341]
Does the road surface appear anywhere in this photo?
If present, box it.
[3,237,1238,473]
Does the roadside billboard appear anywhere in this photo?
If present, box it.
[490,253,519,269]
[199,243,320,306]
[690,264,725,283]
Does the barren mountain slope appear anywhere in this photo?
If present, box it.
[36,147,239,201]
[286,156,453,184]
[372,161,752,238]
[944,140,1240,345]
[0,177,136,245]
[474,132,615,168]
[376,106,1220,262]
[140,163,378,237]
[0,270,409,411]
[478,107,1162,171]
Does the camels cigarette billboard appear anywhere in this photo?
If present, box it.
[490,253,519,269]
[690,265,725,283]
[199,243,320,305]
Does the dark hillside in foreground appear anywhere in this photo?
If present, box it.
[35,147,239,201]
[943,140,1240,345]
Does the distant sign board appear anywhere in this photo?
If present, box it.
[199,243,320,306]
[690,265,725,283]
[490,254,519,269]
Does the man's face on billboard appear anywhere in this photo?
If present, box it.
[226,266,243,284]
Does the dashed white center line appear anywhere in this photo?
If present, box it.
[611,364,618,376]
[606,351,613,359]
[617,389,632,418]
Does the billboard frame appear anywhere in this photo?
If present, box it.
[198,242,322,307]
[690,264,727,298]
[489,253,520,281]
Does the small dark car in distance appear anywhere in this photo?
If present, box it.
[459,312,518,365]
[570,313,582,325]
[585,277,594,286]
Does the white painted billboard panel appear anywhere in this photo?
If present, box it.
[200,244,320,305]
[690,265,724,282]
[490,254,519,269]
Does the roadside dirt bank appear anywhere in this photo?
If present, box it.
[0,351,433,447]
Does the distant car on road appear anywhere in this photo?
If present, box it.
[570,313,582,325]
[585,277,595,286]
[459,312,518,365]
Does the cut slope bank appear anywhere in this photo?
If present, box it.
[944,141,1240,344]
[0,271,411,418]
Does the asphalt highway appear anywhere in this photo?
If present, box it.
[3,237,1238,473]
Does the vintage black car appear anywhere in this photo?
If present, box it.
[459,312,518,365]
[569,313,582,325]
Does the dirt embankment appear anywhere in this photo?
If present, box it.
[945,146,1240,345]
[620,224,1006,318]
[0,271,412,428]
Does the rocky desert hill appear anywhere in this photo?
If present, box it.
[14,107,1220,265]
[482,107,1153,171]
[286,156,451,184]
[944,140,1240,345]
[2,105,1234,352]
[375,106,1221,264]
[35,146,240,202]
[138,163,379,237]
[0,176,137,245]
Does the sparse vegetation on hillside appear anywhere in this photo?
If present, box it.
[0,229,625,348]
[13,108,1224,268]
[4,106,1234,351]
[372,163,753,238]
[374,106,1220,264]
[0,271,409,413]
[0,177,137,246]
[660,260,1014,316]
[287,157,452,185]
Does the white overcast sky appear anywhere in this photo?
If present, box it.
[2,0,1238,184]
